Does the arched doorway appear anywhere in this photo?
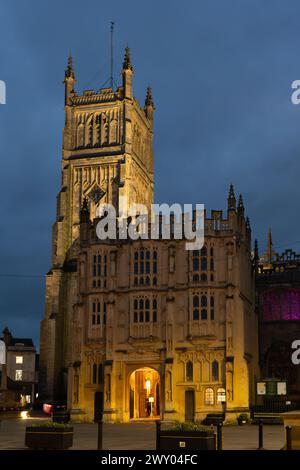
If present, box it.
[129,367,160,420]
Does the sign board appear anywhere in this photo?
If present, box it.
[277,382,287,395]
[257,382,266,395]
[148,397,154,403]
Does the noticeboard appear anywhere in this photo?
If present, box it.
[257,382,266,395]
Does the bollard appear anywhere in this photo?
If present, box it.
[97,419,103,450]
[156,420,161,450]
[286,425,292,451]
[258,419,264,450]
[217,422,223,450]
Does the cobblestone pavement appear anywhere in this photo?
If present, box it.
[0,417,285,450]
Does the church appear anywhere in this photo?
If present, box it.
[39,48,259,423]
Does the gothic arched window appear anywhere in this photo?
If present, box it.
[153,298,157,322]
[205,387,214,405]
[133,249,158,286]
[109,119,117,144]
[98,364,103,384]
[212,360,219,382]
[201,295,207,320]
[201,246,207,256]
[210,296,215,320]
[263,288,300,321]
[77,122,84,147]
[92,363,97,384]
[186,361,193,382]
[193,295,199,320]
[201,257,207,271]
[132,296,158,324]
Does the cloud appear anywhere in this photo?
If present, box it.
[0,0,300,345]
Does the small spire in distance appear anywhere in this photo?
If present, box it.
[227,183,236,211]
[238,194,244,209]
[246,216,251,231]
[267,226,273,262]
[123,46,133,71]
[65,55,75,79]
[145,86,154,107]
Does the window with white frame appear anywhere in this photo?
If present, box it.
[217,388,226,404]
[205,387,214,405]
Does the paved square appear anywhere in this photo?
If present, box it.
[0,417,285,450]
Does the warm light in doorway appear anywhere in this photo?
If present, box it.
[145,378,151,395]
[20,411,29,419]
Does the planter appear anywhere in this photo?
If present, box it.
[52,411,70,424]
[281,411,300,450]
[202,413,225,426]
[237,414,249,426]
[25,426,73,450]
[158,430,216,450]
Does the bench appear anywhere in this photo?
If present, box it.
[202,413,225,426]
[251,412,283,424]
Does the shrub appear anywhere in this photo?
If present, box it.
[238,413,249,422]
[30,421,72,429]
[162,421,212,432]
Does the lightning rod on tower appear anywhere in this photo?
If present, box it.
[110,21,114,89]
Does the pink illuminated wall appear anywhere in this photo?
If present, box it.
[263,289,300,321]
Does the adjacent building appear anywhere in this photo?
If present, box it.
[255,230,300,404]
[0,327,37,408]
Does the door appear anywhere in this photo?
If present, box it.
[139,390,147,418]
[130,388,134,419]
[94,391,103,422]
[185,390,195,422]
[155,382,160,416]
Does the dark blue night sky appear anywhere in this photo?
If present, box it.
[1,0,300,346]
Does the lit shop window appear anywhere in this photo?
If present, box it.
[15,370,23,381]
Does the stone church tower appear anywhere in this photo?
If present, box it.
[39,48,154,399]
[40,48,259,423]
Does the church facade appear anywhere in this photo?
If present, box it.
[255,231,300,403]
[39,49,259,423]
